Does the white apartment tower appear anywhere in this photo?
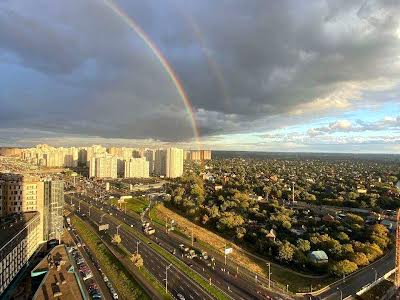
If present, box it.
[124,158,149,178]
[89,155,117,178]
[166,148,184,178]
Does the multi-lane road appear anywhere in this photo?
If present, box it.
[67,193,290,300]
[68,195,214,300]
[66,188,396,300]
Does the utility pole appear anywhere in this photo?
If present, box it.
[100,213,106,223]
[165,264,172,293]
[292,181,295,203]
[372,267,377,282]
[224,244,227,265]
[337,287,342,300]
[136,241,141,255]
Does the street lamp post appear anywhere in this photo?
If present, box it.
[100,213,106,223]
[89,205,92,217]
[136,241,141,255]
[337,287,343,300]
[79,200,82,212]
[372,268,378,282]
[267,262,271,289]
[165,264,172,293]
[116,224,121,235]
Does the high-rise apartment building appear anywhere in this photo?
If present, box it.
[124,158,149,178]
[154,148,184,178]
[89,155,117,178]
[0,212,41,295]
[0,173,64,242]
[41,180,64,241]
[154,149,166,176]
[166,148,184,178]
[0,174,40,216]
[185,150,212,161]
[144,149,155,174]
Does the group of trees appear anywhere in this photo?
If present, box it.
[164,160,395,277]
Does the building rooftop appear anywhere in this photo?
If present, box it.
[0,212,39,249]
[31,245,84,300]
[309,250,328,261]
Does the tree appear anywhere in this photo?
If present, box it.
[130,253,144,269]
[217,212,244,230]
[329,260,358,277]
[236,226,246,240]
[349,252,369,267]
[371,224,389,237]
[277,242,295,263]
[297,239,311,252]
[112,234,121,244]
[336,232,350,242]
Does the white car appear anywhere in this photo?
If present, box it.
[177,294,185,300]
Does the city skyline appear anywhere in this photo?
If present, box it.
[1,1,400,153]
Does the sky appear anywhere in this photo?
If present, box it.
[0,0,400,153]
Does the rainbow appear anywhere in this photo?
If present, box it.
[173,2,232,111]
[102,0,201,147]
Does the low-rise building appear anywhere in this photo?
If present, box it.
[31,244,84,300]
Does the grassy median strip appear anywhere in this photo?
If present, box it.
[117,243,172,300]
[102,212,229,300]
[71,215,150,300]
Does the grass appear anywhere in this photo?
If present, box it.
[111,196,149,214]
[151,204,335,293]
[71,215,150,300]
[102,210,229,300]
[117,244,172,300]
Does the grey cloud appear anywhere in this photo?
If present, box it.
[0,0,400,142]
[308,116,400,136]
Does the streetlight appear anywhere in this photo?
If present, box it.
[165,264,172,293]
[372,267,378,282]
[337,287,342,300]
[79,200,82,212]
[267,262,271,289]
[89,205,92,217]
[136,241,141,255]
[100,213,106,223]
[116,224,121,235]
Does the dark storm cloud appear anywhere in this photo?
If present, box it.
[0,0,399,142]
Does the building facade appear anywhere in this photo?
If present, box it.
[0,212,41,295]
[89,155,118,178]
[124,158,149,178]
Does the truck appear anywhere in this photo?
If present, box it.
[187,249,197,259]
[179,244,189,252]
[142,222,155,235]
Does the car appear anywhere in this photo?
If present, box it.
[91,293,102,299]
[103,276,109,283]
[177,293,185,300]
[112,292,118,300]
[170,249,176,255]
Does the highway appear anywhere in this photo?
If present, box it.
[319,249,395,299]
[67,196,215,300]
[67,193,289,300]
